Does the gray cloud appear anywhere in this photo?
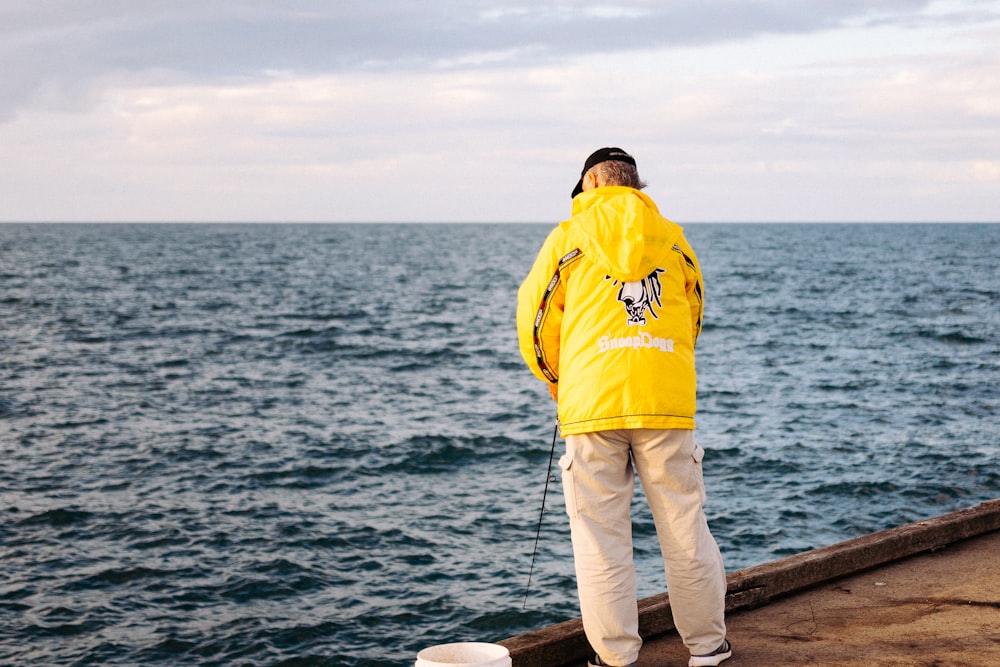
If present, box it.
[7,1,998,224]
[1,0,943,119]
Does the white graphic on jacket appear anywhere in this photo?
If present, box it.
[606,268,665,326]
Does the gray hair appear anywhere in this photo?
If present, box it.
[589,160,647,190]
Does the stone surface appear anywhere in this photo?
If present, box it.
[502,500,1000,667]
[633,529,1000,666]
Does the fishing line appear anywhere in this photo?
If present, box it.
[523,419,559,609]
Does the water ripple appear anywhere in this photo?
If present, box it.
[1,222,997,665]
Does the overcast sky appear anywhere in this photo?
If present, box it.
[2,1,998,223]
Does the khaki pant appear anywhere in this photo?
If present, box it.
[561,429,727,665]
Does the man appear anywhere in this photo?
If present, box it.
[516,148,731,667]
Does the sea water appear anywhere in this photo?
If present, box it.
[1,222,997,665]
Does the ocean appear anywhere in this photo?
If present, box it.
[1,222,997,666]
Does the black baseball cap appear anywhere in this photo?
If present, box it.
[571,147,636,198]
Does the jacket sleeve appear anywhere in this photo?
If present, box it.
[675,235,704,345]
[517,232,569,385]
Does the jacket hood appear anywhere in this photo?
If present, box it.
[567,186,682,282]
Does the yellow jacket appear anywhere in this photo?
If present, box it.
[517,186,704,435]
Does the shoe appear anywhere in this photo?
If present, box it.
[688,639,732,666]
[588,654,637,667]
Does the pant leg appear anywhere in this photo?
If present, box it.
[562,431,641,666]
[630,428,727,656]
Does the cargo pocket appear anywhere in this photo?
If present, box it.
[691,440,707,503]
[558,452,578,519]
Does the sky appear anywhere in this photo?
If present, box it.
[1,1,999,223]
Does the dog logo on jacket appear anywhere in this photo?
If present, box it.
[606,268,665,326]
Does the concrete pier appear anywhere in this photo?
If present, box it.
[500,498,1000,666]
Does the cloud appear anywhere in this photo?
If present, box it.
[0,0,942,120]
[2,1,999,222]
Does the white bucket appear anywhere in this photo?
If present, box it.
[414,642,511,667]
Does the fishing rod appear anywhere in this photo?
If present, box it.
[523,419,559,609]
